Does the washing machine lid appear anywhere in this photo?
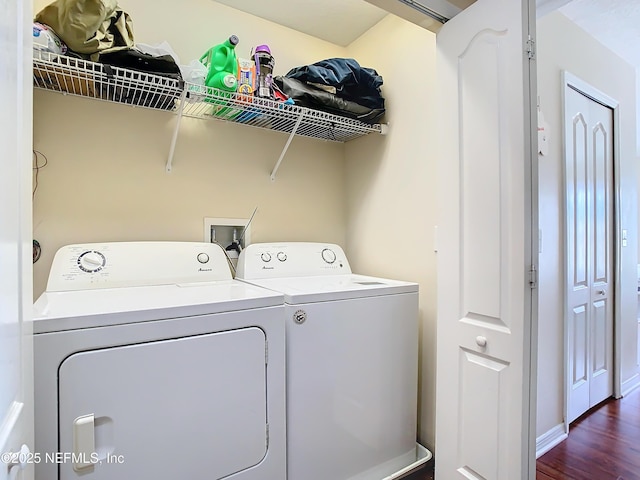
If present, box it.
[33,280,283,333]
[242,274,418,304]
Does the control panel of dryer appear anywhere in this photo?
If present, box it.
[236,242,352,279]
[46,242,233,291]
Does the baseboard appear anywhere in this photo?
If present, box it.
[536,423,567,458]
[621,373,640,397]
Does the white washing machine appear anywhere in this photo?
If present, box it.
[236,242,428,480]
[33,242,286,480]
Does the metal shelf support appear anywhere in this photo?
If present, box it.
[270,112,305,181]
[166,89,189,173]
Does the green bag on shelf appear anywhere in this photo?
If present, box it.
[35,0,134,62]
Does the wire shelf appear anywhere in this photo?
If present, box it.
[181,83,383,142]
[32,48,384,143]
[33,49,183,111]
[33,48,387,176]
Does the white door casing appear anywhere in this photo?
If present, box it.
[435,0,538,478]
[0,0,34,479]
[564,73,615,424]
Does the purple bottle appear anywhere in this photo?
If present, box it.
[253,44,275,99]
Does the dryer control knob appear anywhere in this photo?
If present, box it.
[197,253,210,264]
[78,251,105,273]
[261,252,272,262]
[277,252,287,262]
[321,248,336,264]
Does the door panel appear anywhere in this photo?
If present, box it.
[593,125,608,282]
[435,0,536,478]
[588,100,613,409]
[458,349,508,480]
[592,300,607,372]
[572,114,588,288]
[571,305,588,386]
[565,82,614,422]
[461,29,505,326]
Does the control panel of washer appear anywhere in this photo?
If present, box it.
[236,242,352,279]
[46,242,233,291]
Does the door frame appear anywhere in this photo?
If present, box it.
[562,70,621,435]
[0,0,34,478]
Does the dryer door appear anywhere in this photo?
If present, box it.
[57,327,268,479]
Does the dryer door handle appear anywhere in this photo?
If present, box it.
[73,414,96,472]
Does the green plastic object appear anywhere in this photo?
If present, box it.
[200,35,239,92]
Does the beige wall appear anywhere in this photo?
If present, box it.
[32,0,351,297]
[345,15,438,449]
[536,11,639,438]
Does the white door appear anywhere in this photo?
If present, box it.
[0,0,34,479]
[435,0,537,478]
[564,76,614,423]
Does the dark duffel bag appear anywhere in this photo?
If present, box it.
[99,49,182,81]
[98,49,183,110]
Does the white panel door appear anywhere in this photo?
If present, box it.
[0,0,34,479]
[565,82,614,423]
[435,0,537,479]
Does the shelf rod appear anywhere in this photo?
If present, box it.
[270,112,305,181]
[166,88,189,173]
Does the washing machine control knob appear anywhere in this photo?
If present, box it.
[321,248,336,264]
[78,251,106,273]
[197,253,210,264]
[261,252,272,262]
[277,252,287,262]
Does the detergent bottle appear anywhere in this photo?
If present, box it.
[200,35,239,92]
[253,44,275,99]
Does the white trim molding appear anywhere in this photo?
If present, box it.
[621,373,640,397]
[536,423,568,458]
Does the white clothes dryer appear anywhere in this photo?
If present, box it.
[33,242,286,480]
[236,242,428,480]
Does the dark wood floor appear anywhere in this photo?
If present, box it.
[537,387,640,479]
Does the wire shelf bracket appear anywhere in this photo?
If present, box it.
[166,89,189,173]
[271,112,305,181]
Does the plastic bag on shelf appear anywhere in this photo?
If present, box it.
[33,22,67,56]
[135,41,180,65]
[182,60,207,86]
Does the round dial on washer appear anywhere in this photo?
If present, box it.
[321,248,337,264]
[261,252,272,262]
[277,252,287,262]
[197,253,210,264]
[77,250,106,273]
